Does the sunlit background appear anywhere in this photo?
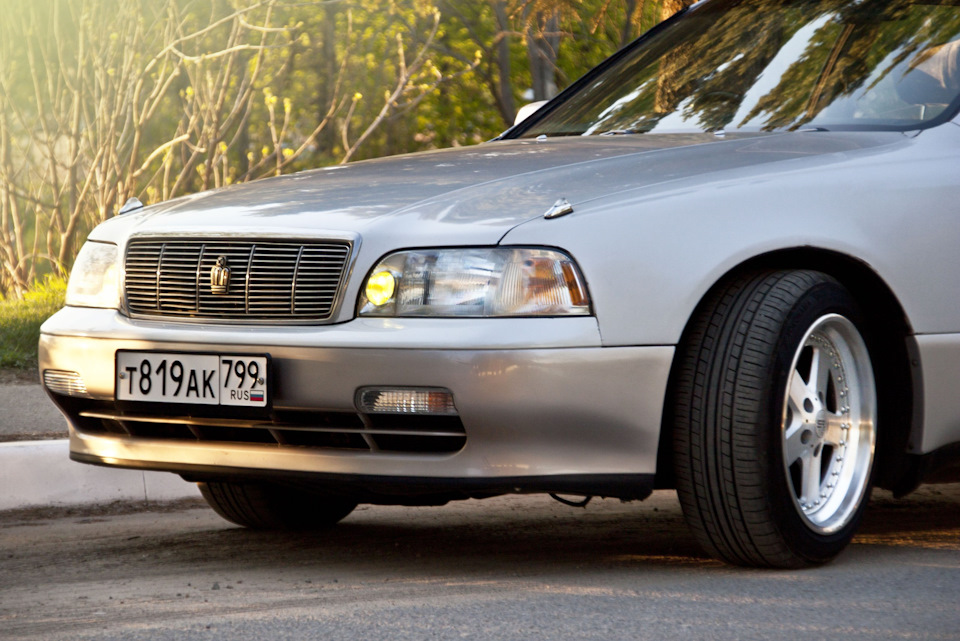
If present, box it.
[0,0,690,297]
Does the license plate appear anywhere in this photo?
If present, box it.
[116,352,268,407]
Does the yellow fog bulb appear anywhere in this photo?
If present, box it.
[365,270,397,306]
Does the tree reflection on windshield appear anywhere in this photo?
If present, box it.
[520,0,960,136]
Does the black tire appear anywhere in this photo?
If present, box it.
[672,270,877,568]
[198,481,357,529]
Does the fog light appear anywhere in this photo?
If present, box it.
[43,370,90,397]
[364,270,397,307]
[357,387,457,415]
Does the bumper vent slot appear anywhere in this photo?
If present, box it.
[69,401,466,455]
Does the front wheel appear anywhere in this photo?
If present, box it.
[672,270,877,568]
[199,481,357,529]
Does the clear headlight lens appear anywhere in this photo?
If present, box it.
[359,247,590,317]
[65,241,121,309]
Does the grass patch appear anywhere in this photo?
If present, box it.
[0,276,66,369]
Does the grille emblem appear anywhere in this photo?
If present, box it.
[210,256,231,295]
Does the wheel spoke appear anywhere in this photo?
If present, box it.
[800,448,823,506]
[784,423,808,464]
[789,372,810,418]
[823,413,846,447]
[812,344,832,399]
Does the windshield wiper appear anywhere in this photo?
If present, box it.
[598,128,644,136]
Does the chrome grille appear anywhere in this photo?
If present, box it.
[125,239,351,322]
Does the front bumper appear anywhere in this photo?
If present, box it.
[39,308,673,497]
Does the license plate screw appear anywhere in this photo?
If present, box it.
[119,373,126,380]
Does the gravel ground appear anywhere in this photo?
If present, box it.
[1,487,958,641]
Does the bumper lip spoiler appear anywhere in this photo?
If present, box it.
[70,450,655,501]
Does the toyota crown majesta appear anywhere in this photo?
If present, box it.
[40,0,960,567]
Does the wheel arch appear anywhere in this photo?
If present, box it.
[655,247,923,495]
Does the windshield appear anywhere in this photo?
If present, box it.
[518,0,960,136]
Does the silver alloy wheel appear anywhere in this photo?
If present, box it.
[781,313,877,534]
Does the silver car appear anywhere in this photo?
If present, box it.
[41,0,960,568]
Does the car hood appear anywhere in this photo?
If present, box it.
[94,132,907,247]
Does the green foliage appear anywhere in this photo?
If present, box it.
[0,276,66,369]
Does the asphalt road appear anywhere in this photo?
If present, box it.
[0,374,67,441]
[2,485,959,640]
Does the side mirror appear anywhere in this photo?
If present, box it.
[514,100,549,126]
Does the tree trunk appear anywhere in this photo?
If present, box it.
[621,0,638,47]
[318,4,339,157]
[526,10,560,101]
[493,1,516,125]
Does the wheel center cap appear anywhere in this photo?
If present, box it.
[815,411,827,439]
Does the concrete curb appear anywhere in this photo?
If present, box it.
[0,439,200,511]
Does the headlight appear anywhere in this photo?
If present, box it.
[359,247,590,317]
[65,241,121,309]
